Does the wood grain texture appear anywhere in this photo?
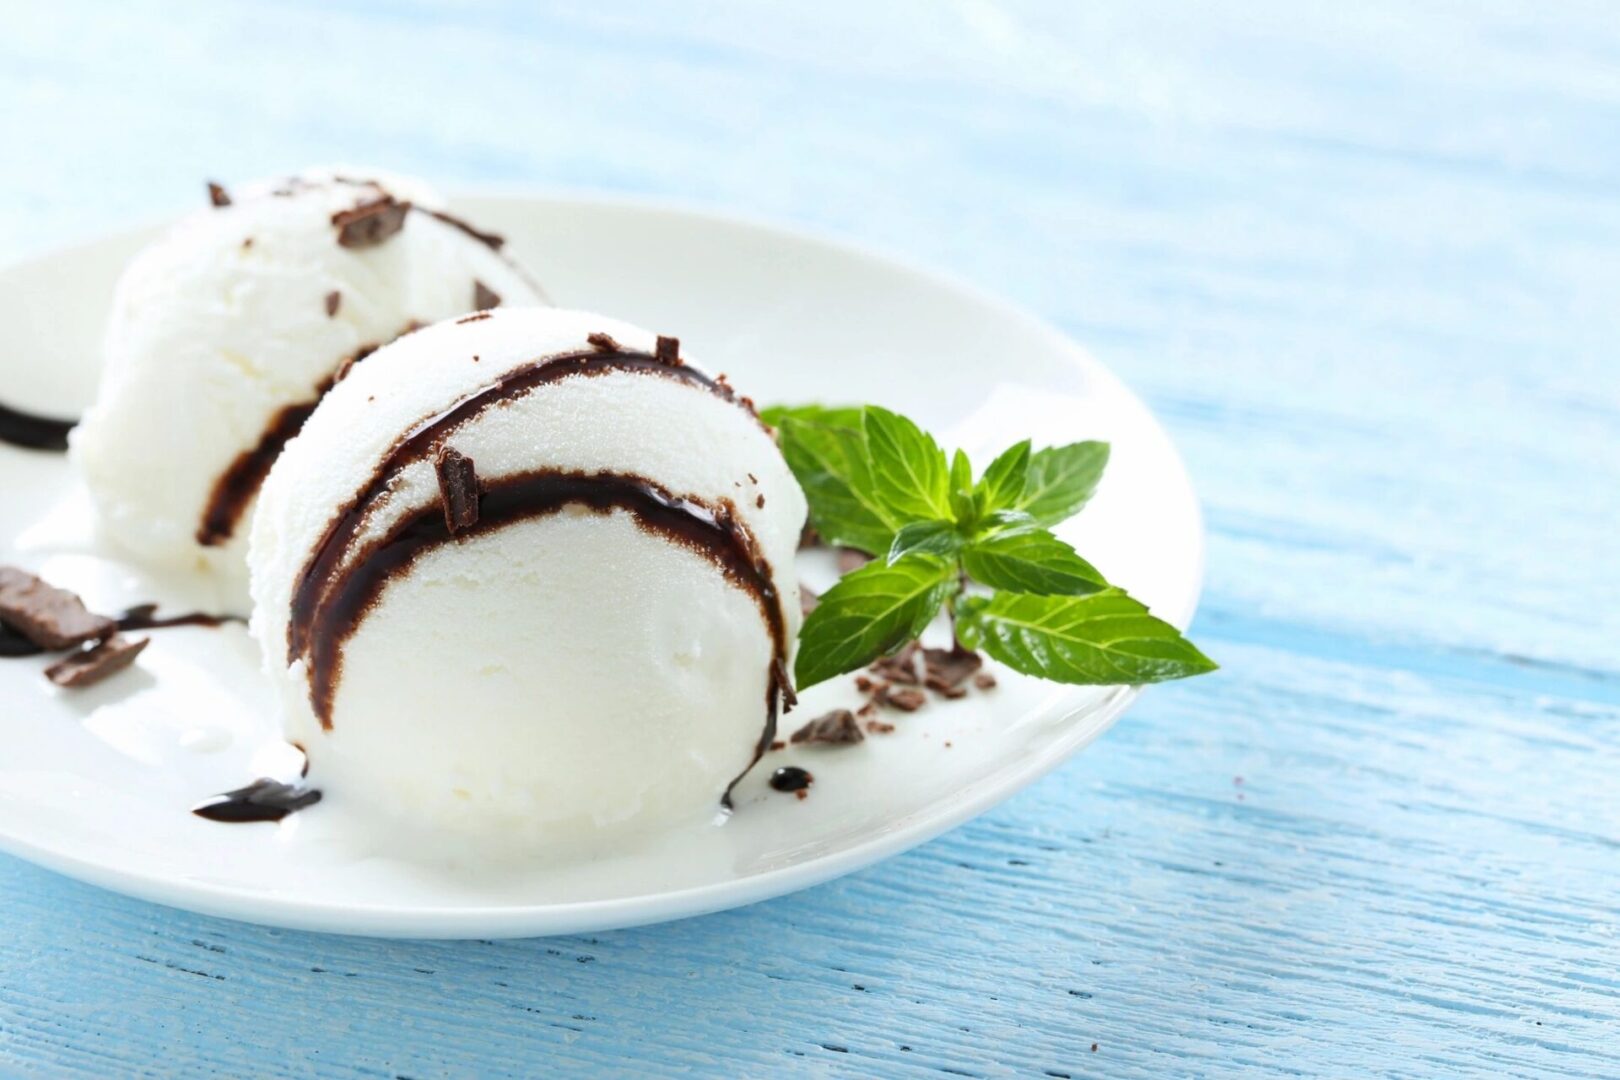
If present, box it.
[2,1,1618,1075]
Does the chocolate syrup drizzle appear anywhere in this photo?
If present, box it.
[115,604,245,632]
[285,347,789,802]
[0,402,76,451]
[197,395,324,546]
[192,778,321,823]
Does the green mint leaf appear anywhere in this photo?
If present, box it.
[949,448,976,527]
[795,556,957,688]
[887,519,964,564]
[973,439,1030,516]
[961,529,1109,595]
[1019,441,1110,526]
[957,589,1216,684]
[778,416,897,554]
[861,406,951,522]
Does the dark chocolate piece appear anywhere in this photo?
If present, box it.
[869,642,921,686]
[655,336,680,365]
[192,778,322,823]
[770,766,813,794]
[922,645,983,694]
[0,567,116,649]
[790,709,864,746]
[44,634,148,688]
[325,290,341,317]
[876,685,926,712]
[586,332,621,352]
[0,402,76,451]
[332,196,409,248]
[473,280,501,310]
[435,447,481,534]
[207,181,231,207]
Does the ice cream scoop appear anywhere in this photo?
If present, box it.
[248,308,805,847]
[71,168,546,608]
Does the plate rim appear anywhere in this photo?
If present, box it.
[0,190,1204,938]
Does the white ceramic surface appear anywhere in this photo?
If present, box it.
[0,194,1203,938]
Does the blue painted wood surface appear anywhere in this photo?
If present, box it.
[3,2,1618,1075]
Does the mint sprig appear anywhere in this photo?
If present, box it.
[770,404,1214,690]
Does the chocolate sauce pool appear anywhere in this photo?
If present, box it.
[0,402,75,451]
[191,778,321,823]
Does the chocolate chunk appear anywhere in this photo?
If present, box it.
[876,685,926,712]
[655,336,680,365]
[869,641,921,686]
[837,548,872,574]
[207,181,231,207]
[922,645,983,693]
[0,567,116,650]
[44,634,148,688]
[325,290,341,317]
[790,709,864,746]
[434,447,480,534]
[799,584,819,618]
[473,280,501,310]
[332,196,409,248]
[974,672,997,691]
[587,332,621,352]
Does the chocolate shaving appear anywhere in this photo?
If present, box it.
[655,336,681,365]
[45,634,148,689]
[587,332,622,352]
[0,567,116,650]
[325,290,341,317]
[434,448,480,534]
[837,548,872,574]
[922,645,983,695]
[473,280,501,310]
[420,207,506,251]
[207,181,231,207]
[869,641,921,686]
[790,709,864,746]
[876,685,927,712]
[456,312,493,325]
[332,196,410,248]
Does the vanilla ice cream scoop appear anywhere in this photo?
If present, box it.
[248,308,805,847]
[71,168,546,608]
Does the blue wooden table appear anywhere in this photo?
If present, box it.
[4,2,1618,1075]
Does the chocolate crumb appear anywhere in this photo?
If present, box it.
[869,642,921,686]
[974,672,997,690]
[790,709,864,746]
[586,332,621,352]
[769,740,785,752]
[456,312,493,325]
[473,280,501,310]
[747,473,758,484]
[655,335,680,365]
[756,494,766,509]
[332,195,409,248]
[1091,1045,1099,1053]
[856,702,878,720]
[207,181,231,207]
[837,548,872,575]
[325,290,341,317]
[866,719,895,734]
[241,237,253,250]
[45,634,148,689]
[855,675,876,693]
[435,447,480,534]
[876,685,927,712]
[0,567,116,650]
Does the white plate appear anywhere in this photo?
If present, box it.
[0,194,1203,938]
